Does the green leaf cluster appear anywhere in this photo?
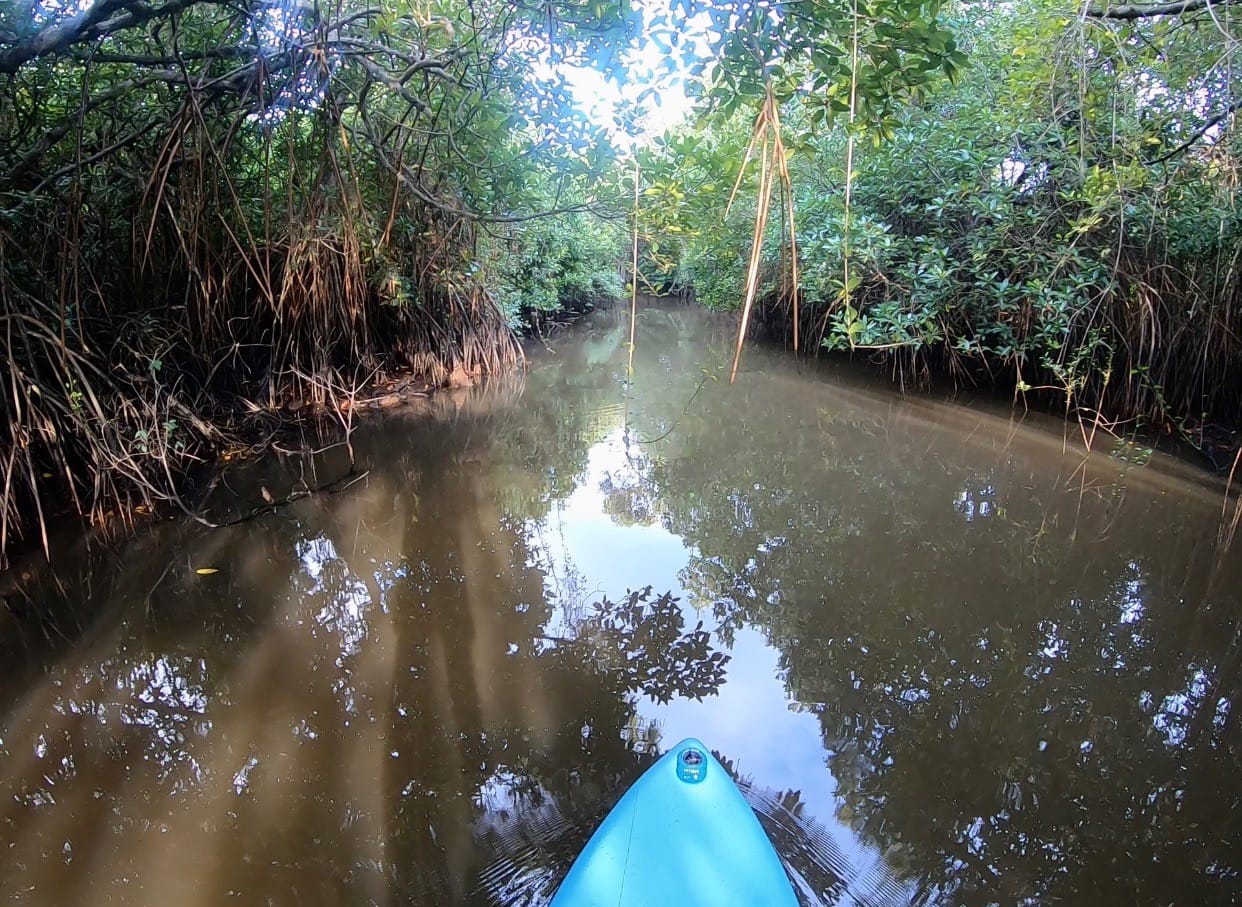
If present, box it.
[637,0,1242,427]
[485,209,626,330]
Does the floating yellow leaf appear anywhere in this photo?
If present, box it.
[195,568,219,575]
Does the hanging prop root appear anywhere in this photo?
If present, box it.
[728,83,800,384]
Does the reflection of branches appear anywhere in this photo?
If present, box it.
[571,586,730,705]
[744,781,923,907]
[635,372,713,445]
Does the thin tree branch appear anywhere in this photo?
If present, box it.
[0,0,129,73]
[1147,97,1242,163]
[0,0,212,73]
[68,46,255,65]
[2,73,181,185]
[30,121,159,194]
[1087,0,1239,20]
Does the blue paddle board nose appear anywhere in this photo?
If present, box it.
[550,737,799,906]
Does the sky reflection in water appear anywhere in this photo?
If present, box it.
[0,304,1238,906]
[530,425,885,889]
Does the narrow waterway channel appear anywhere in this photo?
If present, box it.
[1,302,1238,905]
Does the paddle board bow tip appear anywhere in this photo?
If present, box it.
[549,737,799,906]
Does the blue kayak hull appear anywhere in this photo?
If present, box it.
[550,738,799,906]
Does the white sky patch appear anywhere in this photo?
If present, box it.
[557,0,715,149]
[32,0,91,23]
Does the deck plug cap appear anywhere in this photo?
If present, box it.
[676,746,707,784]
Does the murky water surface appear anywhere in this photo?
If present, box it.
[2,304,1239,905]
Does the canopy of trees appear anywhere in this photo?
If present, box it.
[3,0,1240,568]
[636,0,1241,464]
[0,0,630,566]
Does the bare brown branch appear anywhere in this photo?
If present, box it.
[1086,0,1239,19]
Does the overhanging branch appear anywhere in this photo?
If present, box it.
[0,0,210,73]
[2,74,181,186]
[1086,0,1238,20]
[1147,97,1242,163]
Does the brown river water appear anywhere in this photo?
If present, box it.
[1,303,1238,905]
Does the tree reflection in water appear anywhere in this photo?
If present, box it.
[0,303,1239,905]
[0,443,734,904]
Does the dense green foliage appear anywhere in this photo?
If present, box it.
[0,0,629,564]
[486,211,625,330]
[4,0,1241,565]
[641,0,1242,453]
